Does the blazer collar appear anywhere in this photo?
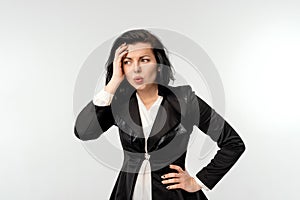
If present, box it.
[112,84,183,152]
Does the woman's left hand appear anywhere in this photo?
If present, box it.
[161,164,202,193]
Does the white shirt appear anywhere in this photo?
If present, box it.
[93,89,209,199]
[132,92,163,200]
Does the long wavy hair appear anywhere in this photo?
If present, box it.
[104,29,175,96]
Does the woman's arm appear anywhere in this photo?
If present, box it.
[74,41,128,141]
[188,86,246,190]
[74,89,115,141]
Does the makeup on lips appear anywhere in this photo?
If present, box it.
[134,76,144,84]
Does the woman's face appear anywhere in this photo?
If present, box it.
[122,42,158,91]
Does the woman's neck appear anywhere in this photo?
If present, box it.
[136,84,159,106]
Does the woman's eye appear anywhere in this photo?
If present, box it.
[123,61,130,65]
[141,59,150,62]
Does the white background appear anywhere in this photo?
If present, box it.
[1,0,300,199]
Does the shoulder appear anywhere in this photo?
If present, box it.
[161,85,195,113]
[163,85,199,117]
[165,84,194,101]
[167,85,192,92]
[166,85,207,111]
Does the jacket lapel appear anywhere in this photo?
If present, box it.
[112,84,183,152]
[147,85,182,151]
[113,91,144,138]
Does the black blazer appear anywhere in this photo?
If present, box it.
[74,84,245,200]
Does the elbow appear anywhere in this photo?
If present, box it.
[237,140,246,156]
[227,139,246,157]
[74,126,90,141]
[74,126,86,141]
[74,126,82,140]
[74,125,101,141]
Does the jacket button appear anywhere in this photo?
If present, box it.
[145,153,150,160]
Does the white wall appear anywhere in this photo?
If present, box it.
[1,0,299,199]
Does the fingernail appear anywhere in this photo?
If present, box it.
[161,175,164,178]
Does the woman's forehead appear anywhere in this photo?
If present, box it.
[126,42,153,53]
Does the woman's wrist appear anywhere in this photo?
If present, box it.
[191,177,202,191]
[105,77,123,94]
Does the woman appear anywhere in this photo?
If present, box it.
[74,29,246,200]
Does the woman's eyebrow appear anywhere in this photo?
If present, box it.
[124,55,150,59]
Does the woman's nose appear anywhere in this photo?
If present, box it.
[133,62,141,73]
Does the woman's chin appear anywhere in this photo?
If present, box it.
[135,84,146,91]
[134,83,156,91]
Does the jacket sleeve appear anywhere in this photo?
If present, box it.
[74,90,115,141]
[187,86,246,190]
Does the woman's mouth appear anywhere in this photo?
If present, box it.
[133,77,144,84]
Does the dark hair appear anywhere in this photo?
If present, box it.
[104,29,175,94]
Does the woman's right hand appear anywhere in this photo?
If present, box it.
[112,42,128,83]
[104,42,128,95]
